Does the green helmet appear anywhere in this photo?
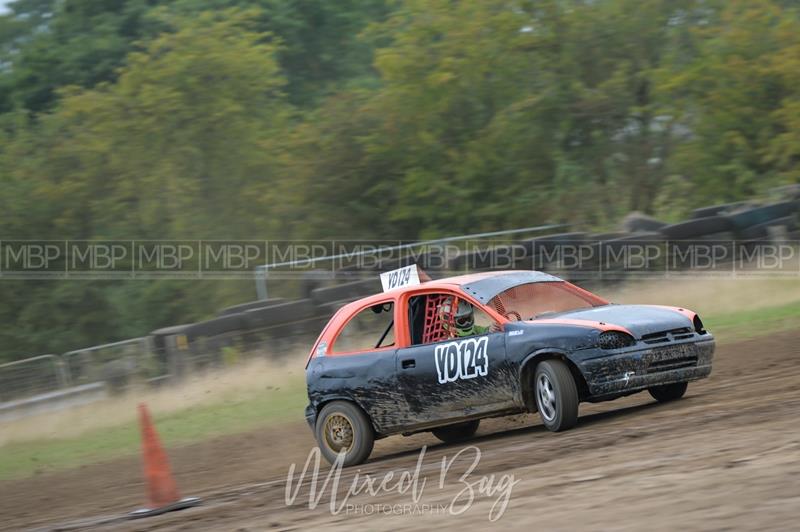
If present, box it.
[438,298,475,333]
[453,300,475,331]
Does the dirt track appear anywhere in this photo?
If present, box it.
[3,329,800,531]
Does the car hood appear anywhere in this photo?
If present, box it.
[528,304,693,339]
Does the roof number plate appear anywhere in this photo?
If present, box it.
[380,264,421,292]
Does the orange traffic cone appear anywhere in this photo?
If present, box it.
[129,403,201,518]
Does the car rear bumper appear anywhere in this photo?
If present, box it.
[579,337,715,398]
[304,404,316,430]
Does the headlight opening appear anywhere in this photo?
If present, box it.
[693,315,706,334]
[598,331,636,349]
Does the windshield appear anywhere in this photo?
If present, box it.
[487,282,600,320]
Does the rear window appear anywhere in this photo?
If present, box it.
[331,302,395,353]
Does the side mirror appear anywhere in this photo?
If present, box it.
[371,303,391,314]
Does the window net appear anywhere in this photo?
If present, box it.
[421,294,459,344]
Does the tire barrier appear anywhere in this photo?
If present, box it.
[620,212,668,232]
[601,232,665,257]
[726,201,799,232]
[737,215,797,241]
[186,314,246,340]
[690,202,751,219]
[217,298,285,316]
[522,233,588,273]
[5,195,799,414]
[374,251,447,273]
[243,299,316,330]
[310,279,382,306]
[300,269,331,298]
[771,184,800,201]
[522,232,587,256]
[447,244,528,272]
[659,215,733,240]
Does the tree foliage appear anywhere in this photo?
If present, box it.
[0,0,799,360]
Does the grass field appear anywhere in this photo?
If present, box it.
[705,299,800,342]
[0,374,307,480]
[0,297,798,481]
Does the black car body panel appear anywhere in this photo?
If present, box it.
[541,304,696,337]
[305,273,715,437]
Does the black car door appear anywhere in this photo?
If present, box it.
[394,292,511,429]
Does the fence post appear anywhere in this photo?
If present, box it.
[55,356,71,388]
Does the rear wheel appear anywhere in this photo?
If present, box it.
[648,382,688,402]
[432,420,480,443]
[315,401,374,467]
[535,360,579,432]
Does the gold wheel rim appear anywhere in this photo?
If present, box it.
[323,413,354,453]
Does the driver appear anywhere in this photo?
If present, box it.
[442,299,489,337]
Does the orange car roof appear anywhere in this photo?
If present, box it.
[339,270,564,312]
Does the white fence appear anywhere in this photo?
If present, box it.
[1,338,154,406]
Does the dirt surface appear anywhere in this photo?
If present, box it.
[3,330,800,531]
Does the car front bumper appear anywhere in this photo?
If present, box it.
[578,336,715,398]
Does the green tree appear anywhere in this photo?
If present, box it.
[0,10,293,359]
[0,0,164,113]
[38,8,292,239]
[665,0,800,203]
[299,0,704,235]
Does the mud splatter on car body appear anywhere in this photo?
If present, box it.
[305,270,714,437]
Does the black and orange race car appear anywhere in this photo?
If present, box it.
[305,268,714,466]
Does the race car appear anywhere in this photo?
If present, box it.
[305,267,714,466]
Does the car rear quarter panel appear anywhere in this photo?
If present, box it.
[306,350,407,435]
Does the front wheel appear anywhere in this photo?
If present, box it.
[432,420,480,443]
[648,382,688,402]
[315,401,374,467]
[535,360,579,432]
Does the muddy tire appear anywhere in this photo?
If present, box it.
[648,382,688,402]
[432,420,480,443]
[315,401,374,467]
[535,360,579,432]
